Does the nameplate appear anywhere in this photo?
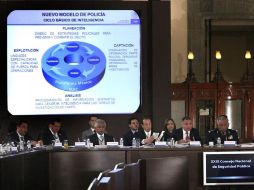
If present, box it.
[189,141,201,146]
[208,141,214,147]
[224,141,236,146]
[106,142,119,146]
[155,141,167,146]
[54,142,62,147]
[86,143,94,147]
[75,142,86,147]
[95,145,107,148]
[11,147,18,152]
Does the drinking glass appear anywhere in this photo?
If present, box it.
[64,140,68,149]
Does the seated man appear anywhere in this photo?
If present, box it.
[40,118,67,145]
[123,117,141,146]
[174,116,202,144]
[88,119,114,145]
[8,120,36,146]
[207,115,239,144]
[81,115,98,140]
[139,117,157,145]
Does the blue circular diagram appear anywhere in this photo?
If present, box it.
[41,41,106,91]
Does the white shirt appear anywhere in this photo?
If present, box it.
[182,129,190,141]
[17,131,24,142]
[145,130,151,138]
[97,133,105,145]
[131,129,138,134]
[141,130,152,145]
[49,128,59,140]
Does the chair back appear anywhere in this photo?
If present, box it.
[140,156,188,190]
[124,159,141,190]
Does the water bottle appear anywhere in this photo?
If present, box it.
[217,137,221,147]
[11,141,15,147]
[132,138,136,147]
[19,141,24,151]
[87,138,90,148]
[0,144,3,155]
[6,143,11,153]
[11,142,18,153]
[27,140,32,150]
[136,138,140,148]
[170,138,175,147]
[82,138,87,146]
[119,138,124,147]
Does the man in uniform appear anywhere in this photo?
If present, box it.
[207,115,239,144]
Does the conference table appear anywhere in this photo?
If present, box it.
[1,145,254,190]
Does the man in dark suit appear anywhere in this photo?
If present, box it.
[123,117,141,146]
[81,115,98,140]
[8,120,35,145]
[88,119,114,145]
[174,116,202,144]
[207,115,239,144]
[40,118,67,145]
[139,117,157,145]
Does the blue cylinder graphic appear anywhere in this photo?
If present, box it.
[41,41,106,91]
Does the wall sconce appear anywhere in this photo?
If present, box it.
[184,51,198,83]
[212,51,226,83]
[241,50,254,83]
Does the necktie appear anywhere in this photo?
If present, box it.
[99,135,104,145]
[185,131,190,141]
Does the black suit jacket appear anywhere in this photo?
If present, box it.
[174,128,202,143]
[207,128,239,144]
[40,128,67,145]
[162,131,175,141]
[123,129,141,146]
[8,131,33,145]
[89,133,114,145]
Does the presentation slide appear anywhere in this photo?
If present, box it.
[7,10,141,115]
[203,151,254,185]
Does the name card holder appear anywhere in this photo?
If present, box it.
[224,141,236,146]
[75,142,86,147]
[86,143,94,148]
[95,145,107,149]
[106,142,119,146]
[189,141,201,147]
[11,147,18,152]
[155,141,167,146]
[54,142,62,147]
